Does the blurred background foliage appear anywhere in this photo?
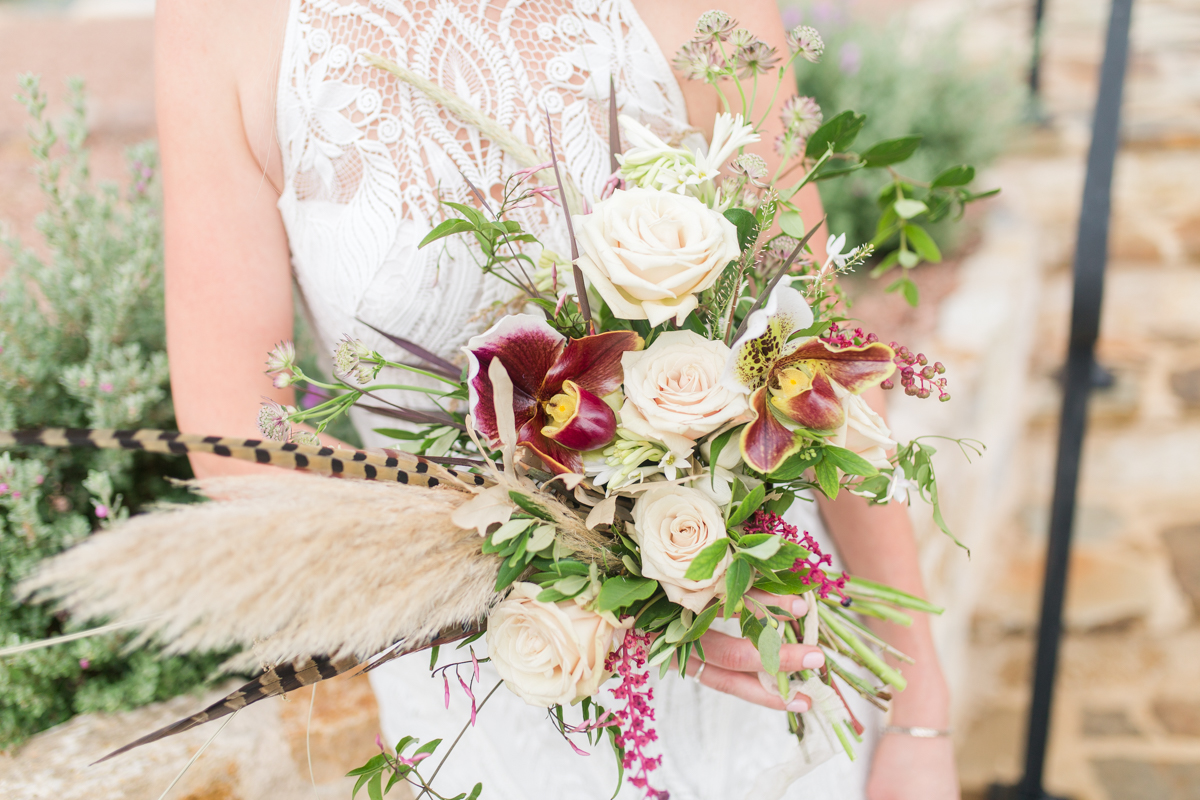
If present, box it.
[0,76,227,749]
[794,5,1023,257]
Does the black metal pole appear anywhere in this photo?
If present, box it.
[994,1,1134,799]
[1029,0,1049,97]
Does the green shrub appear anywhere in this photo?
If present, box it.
[0,76,228,749]
[792,5,1023,255]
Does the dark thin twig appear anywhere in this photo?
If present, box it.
[421,455,485,468]
[545,110,594,334]
[357,318,460,379]
[353,396,466,431]
[608,77,621,175]
[730,216,826,345]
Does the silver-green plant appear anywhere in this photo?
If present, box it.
[0,75,227,748]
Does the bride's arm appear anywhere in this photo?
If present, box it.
[156,0,322,479]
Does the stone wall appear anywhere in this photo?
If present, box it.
[853,1,1200,798]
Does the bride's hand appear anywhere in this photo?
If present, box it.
[682,590,825,712]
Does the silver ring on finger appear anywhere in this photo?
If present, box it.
[694,661,707,683]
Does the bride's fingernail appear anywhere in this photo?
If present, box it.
[802,652,825,669]
[787,698,810,713]
[791,598,807,616]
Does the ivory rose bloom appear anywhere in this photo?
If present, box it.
[620,331,750,455]
[573,188,741,327]
[831,394,896,471]
[632,485,731,613]
[486,582,629,707]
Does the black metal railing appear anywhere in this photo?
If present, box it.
[991,1,1134,798]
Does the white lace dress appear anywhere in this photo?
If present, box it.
[274,1,878,797]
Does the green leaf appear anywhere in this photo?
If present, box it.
[727,483,767,527]
[757,622,782,676]
[441,201,488,225]
[418,218,476,249]
[414,738,443,757]
[429,645,440,670]
[898,248,920,269]
[526,524,556,554]
[765,491,795,516]
[724,557,753,618]
[777,210,806,239]
[740,611,764,643]
[765,447,821,482]
[468,783,484,800]
[931,164,975,188]
[368,772,384,800]
[812,162,867,182]
[371,428,427,441]
[678,603,721,643]
[595,576,658,613]
[904,224,942,263]
[814,458,840,499]
[885,275,920,306]
[757,540,809,571]
[738,534,782,561]
[723,207,758,251]
[536,588,569,603]
[494,556,528,591]
[805,110,867,159]
[707,426,741,488]
[491,517,533,545]
[552,574,589,597]
[893,199,928,220]
[684,538,731,581]
[962,187,1001,202]
[861,135,923,167]
[823,445,879,477]
[508,491,556,521]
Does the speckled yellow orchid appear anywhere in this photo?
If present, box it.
[721,285,896,473]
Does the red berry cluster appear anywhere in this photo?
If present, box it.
[882,343,950,401]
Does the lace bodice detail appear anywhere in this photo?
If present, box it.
[276,0,692,419]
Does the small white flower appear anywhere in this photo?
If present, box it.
[787,25,825,63]
[266,340,297,374]
[885,469,918,504]
[257,401,293,442]
[333,335,378,385]
[824,233,849,270]
[291,430,321,447]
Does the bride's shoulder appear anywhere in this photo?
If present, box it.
[155,0,290,185]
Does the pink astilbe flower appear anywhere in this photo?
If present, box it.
[742,510,849,605]
[605,630,667,799]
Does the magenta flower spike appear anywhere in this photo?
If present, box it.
[724,285,896,473]
[465,315,642,474]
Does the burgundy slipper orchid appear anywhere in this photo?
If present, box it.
[723,285,895,473]
[465,316,643,474]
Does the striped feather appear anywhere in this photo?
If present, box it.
[0,428,486,490]
[93,654,360,763]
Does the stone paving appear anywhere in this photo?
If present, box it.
[1,1,1199,799]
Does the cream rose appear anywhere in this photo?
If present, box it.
[631,485,731,613]
[831,394,896,471]
[486,583,628,707]
[620,331,750,455]
[574,188,741,327]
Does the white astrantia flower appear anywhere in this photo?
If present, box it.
[257,401,293,442]
[617,113,759,208]
[333,335,378,385]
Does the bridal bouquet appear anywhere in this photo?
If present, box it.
[5,12,991,800]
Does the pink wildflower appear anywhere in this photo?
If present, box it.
[99,382,114,393]
[605,630,668,799]
[79,659,90,670]
[742,511,849,605]
[0,484,7,494]
[95,505,109,519]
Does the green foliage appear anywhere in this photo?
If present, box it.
[0,76,227,749]
[796,13,1022,257]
